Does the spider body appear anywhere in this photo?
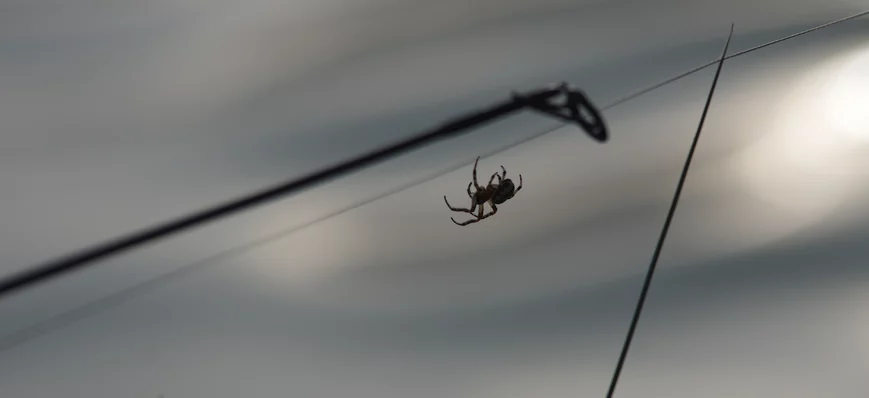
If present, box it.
[444,156,522,226]
[490,178,517,204]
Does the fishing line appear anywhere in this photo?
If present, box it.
[600,8,869,111]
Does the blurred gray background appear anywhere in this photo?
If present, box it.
[1,0,869,397]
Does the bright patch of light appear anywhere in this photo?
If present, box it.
[825,51,869,142]
[234,196,374,291]
[731,50,869,227]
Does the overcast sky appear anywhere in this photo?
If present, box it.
[1,1,869,397]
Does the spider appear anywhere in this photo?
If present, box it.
[444,156,522,226]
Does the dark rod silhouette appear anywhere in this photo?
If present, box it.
[0,84,607,299]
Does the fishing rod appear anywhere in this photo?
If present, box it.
[0,84,608,298]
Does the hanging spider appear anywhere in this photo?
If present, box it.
[444,156,523,226]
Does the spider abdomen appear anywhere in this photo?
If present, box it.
[491,179,516,204]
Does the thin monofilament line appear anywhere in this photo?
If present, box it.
[601,8,869,111]
[604,23,734,398]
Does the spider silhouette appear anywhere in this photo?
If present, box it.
[444,156,522,226]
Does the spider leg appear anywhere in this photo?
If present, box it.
[487,172,500,187]
[479,202,498,219]
[451,216,483,226]
[444,195,477,214]
[472,156,482,189]
[515,174,523,194]
[466,182,475,198]
[500,165,507,180]
[450,203,496,226]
